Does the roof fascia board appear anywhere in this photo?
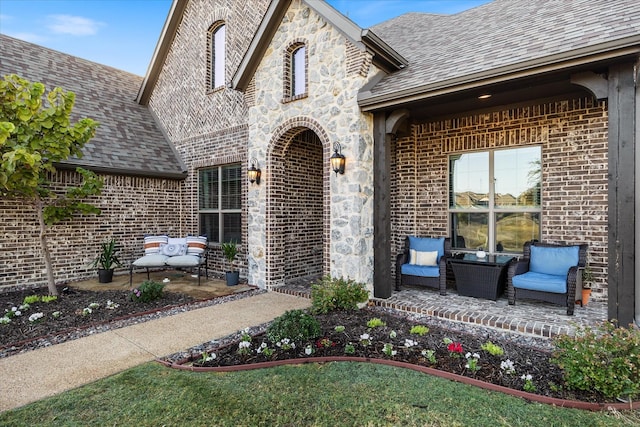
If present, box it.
[359,37,640,111]
[137,0,188,105]
[233,0,293,91]
[233,0,406,91]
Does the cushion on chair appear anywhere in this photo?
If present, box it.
[186,235,208,256]
[409,249,438,266]
[143,235,168,255]
[132,254,169,267]
[401,264,440,278]
[512,271,568,294]
[161,237,188,256]
[408,236,445,263]
[165,255,203,268]
[529,245,579,276]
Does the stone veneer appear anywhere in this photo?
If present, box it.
[246,0,379,290]
[391,96,609,300]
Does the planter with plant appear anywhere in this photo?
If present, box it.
[221,241,239,286]
[578,267,593,306]
[91,238,122,283]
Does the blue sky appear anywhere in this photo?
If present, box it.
[0,0,490,76]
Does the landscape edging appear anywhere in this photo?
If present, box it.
[156,355,635,412]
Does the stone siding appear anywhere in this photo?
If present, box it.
[391,96,609,300]
[246,0,379,290]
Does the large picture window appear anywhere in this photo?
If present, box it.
[449,146,541,253]
[198,164,241,243]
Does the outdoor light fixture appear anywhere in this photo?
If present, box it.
[330,142,345,175]
[248,157,261,184]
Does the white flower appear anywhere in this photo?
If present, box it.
[89,302,100,309]
[82,307,92,315]
[0,317,11,324]
[163,278,170,283]
[19,304,30,311]
[404,339,418,348]
[360,333,370,340]
[238,341,251,349]
[205,353,216,362]
[106,300,119,309]
[28,312,44,322]
[473,353,480,359]
[500,359,516,374]
[521,374,533,381]
[389,330,397,339]
[305,346,313,355]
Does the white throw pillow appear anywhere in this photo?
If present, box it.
[410,249,438,266]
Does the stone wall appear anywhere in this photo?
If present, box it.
[246,0,379,290]
[1,170,184,290]
[391,96,609,300]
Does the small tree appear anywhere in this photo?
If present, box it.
[0,74,102,296]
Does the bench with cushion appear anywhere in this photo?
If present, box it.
[395,236,450,295]
[507,240,587,315]
[129,235,209,285]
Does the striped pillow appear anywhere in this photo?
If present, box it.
[144,235,168,255]
[186,235,208,256]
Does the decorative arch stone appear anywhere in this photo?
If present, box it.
[265,117,332,287]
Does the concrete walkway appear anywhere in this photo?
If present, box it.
[0,292,311,412]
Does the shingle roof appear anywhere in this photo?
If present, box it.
[365,0,640,106]
[0,34,186,179]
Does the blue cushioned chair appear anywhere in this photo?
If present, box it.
[507,241,588,315]
[395,236,451,295]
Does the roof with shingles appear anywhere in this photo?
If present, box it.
[0,34,186,179]
[365,0,640,105]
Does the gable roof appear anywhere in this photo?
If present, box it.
[233,0,406,91]
[0,34,186,179]
[360,0,640,110]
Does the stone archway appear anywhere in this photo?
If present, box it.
[266,118,331,287]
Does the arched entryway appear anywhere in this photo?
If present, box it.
[266,119,331,287]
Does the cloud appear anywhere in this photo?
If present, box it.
[47,14,104,36]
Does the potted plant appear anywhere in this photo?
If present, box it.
[91,238,122,283]
[221,241,239,286]
[579,267,594,306]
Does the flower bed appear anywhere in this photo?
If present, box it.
[162,307,637,410]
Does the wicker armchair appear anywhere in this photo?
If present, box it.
[507,241,588,315]
[395,236,451,295]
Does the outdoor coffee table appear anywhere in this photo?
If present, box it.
[449,254,514,301]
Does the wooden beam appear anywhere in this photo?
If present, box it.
[607,62,636,326]
[373,112,392,298]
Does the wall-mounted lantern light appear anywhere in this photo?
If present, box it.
[330,142,345,175]
[248,157,261,184]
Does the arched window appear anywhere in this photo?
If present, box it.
[292,45,306,96]
[208,23,226,90]
[283,41,307,101]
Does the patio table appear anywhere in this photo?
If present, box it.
[449,254,514,301]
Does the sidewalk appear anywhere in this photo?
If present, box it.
[0,292,311,412]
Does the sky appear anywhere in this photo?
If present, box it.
[0,0,490,76]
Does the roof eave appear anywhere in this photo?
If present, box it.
[137,0,188,105]
[361,29,408,73]
[359,35,640,111]
[56,161,188,180]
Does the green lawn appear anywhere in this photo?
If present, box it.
[1,362,638,426]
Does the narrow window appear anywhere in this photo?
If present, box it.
[449,146,541,252]
[198,164,241,243]
[209,23,226,90]
[292,45,306,96]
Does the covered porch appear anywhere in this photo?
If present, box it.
[274,277,607,339]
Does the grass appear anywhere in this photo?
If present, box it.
[1,363,638,426]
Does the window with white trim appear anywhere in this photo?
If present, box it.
[198,164,241,243]
[449,146,541,253]
[292,45,306,96]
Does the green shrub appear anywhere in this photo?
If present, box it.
[481,341,504,356]
[266,309,321,343]
[367,318,386,328]
[410,325,430,336]
[130,280,165,303]
[310,275,369,314]
[22,295,57,305]
[551,321,640,400]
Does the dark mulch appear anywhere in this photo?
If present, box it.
[191,307,610,403]
[0,285,195,351]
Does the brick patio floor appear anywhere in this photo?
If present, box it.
[273,277,607,339]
